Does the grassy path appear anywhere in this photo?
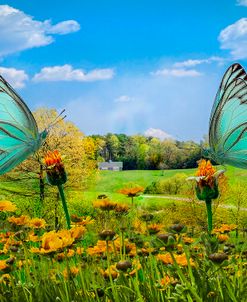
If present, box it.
[143,194,247,211]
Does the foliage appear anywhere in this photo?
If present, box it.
[91,133,202,170]
[145,173,188,195]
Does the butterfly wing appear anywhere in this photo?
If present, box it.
[0,75,41,175]
[209,63,247,168]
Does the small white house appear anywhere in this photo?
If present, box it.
[98,161,123,171]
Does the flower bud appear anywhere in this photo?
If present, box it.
[45,150,67,186]
[196,180,219,201]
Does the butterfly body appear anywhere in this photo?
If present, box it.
[0,75,48,175]
[208,63,247,169]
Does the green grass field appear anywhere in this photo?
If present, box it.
[1,166,247,211]
[77,166,247,210]
[88,166,247,193]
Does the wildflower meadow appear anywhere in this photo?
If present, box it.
[0,154,246,302]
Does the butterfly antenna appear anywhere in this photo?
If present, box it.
[48,109,66,129]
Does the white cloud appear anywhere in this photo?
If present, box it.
[151,68,202,77]
[46,20,80,35]
[173,56,224,68]
[144,128,173,140]
[114,95,135,103]
[0,67,28,88]
[33,65,114,82]
[219,18,247,59]
[0,5,80,57]
[237,0,247,6]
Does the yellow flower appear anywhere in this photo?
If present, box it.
[0,201,17,212]
[32,230,75,254]
[8,215,30,226]
[0,273,11,284]
[28,218,46,229]
[63,266,79,279]
[42,232,64,252]
[70,226,85,240]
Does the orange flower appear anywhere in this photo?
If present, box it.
[70,226,85,240]
[160,275,176,288]
[157,253,195,267]
[175,254,195,267]
[71,215,94,226]
[76,247,84,255]
[0,260,8,271]
[0,201,17,212]
[147,223,163,234]
[113,237,137,257]
[28,232,40,242]
[157,253,173,265]
[44,150,67,187]
[195,159,216,188]
[63,266,79,279]
[28,218,46,229]
[114,203,129,214]
[212,224,237,234]
[8,215,30,226]
[182,236,194,244]
[44,150,62,166]
[128,259,142,276]
[100,265,119,279]
[217,234,229,243]
[93,199,117,211]
[57,249,75,261]
[87,240,112,256]
[118,186,144,197]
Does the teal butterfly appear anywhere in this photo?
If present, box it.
[205,63,247,168]
[0,75,48,175]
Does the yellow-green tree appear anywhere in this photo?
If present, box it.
[3,108,97,219]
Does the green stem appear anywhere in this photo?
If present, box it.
[205,198,212,234]
[57,184,71,229]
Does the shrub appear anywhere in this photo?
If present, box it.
[145,173,188,195]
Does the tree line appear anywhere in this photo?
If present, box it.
[90,133,205,170]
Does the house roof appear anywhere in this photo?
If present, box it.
[98,162,123,168]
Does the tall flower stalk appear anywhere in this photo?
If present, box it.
[187,159,224,233]
[44,150,70,229]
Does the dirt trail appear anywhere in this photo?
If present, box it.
[142,195,247,211]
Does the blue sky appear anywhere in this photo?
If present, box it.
[1,0,247,141]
